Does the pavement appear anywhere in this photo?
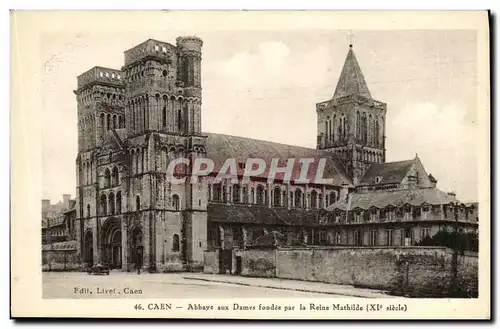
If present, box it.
[43,271,398,299]
[181,273,395,298]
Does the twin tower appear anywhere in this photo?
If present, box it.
[75,36,204,153]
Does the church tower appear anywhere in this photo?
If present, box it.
[316,44,387,185]
[120,37,207,271]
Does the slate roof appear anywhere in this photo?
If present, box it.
[205,133,352,186]
[333,46,372,99]
[359,159,414,186]
[208,203,329,227]
[326,187,460,211]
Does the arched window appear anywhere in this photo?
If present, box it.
[343,117,347,140]
[177,108,182,132]
[108,192,115,215]
[273,186,281,206]
[136,196,140,212]
[251,187,255,204]
[310,190,318,209]
[212,183,221,202]
[294,189,302,208]
[163,105,167,127]
[329,191,337,206]
[100,194,107,216]
[172,234,180,252]
[104,168,111,188]
[87,204,91,218]
[112,166,119,186]
[100,113,105,136]
[324,121,328,140]
[362,114,368,144]
[356,111,361,139]
[113,115,117,129]
[256,185,265,205]
[374,118,380,147]
[116,191,122,214]
[232,184,240,203]
[172,194,180,211]
[107,114,111,131]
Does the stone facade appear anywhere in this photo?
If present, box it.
[74,37,206,272]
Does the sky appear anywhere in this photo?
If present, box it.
[41,29,478,203]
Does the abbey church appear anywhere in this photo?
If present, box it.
[74,37,478,272]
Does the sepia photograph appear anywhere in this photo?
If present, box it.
[10,10,490,319]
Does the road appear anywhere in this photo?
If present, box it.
[43,271,339,299]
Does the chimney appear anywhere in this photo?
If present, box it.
[41,199,50,211]
[62,194,71,209]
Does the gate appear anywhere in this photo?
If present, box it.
[219,249,232,274]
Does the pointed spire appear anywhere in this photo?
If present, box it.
[333,45,372,99]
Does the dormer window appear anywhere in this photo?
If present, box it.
[238,162,246,170]
[374,176,383,184]
[155,45,159,51]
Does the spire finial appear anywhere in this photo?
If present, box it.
[348,29,354,48]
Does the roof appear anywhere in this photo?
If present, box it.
[326,187,460,211]
[204,133,352,186]
[333,46,372,99]
[42,240,77,251]
[208,203,329,227]
[102,128,127,150]
[359,159,415,186]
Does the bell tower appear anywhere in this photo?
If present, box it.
[316,44,387,185]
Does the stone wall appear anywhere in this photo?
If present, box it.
[203,250,219,274]
[42,249,80,271]
[215,246,478,298]
[234,249,276,278]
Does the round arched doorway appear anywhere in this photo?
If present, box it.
[101,218,122,269]
[83,230,93,266]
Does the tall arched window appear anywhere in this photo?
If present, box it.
[100,113,105,136]
[108,192,115,215]
[163,105,167,127]
[116,191,122,214]
[177,108,182,132]
[294,189,302,208]
[135,195,140,212]
[324,121,328,141]
[87,204,91,217]
[251,187,255,204]
[213,183,222,202]
[374,118,380,148]
[310,190,318,209]
[273,186,281,206]
[172,234,180,252]
[356,111,361,139]
[256,185,265,205]
[112,166,119,186]
[172,194,180,211]
[362,114,368,144]
[232,184,240,203]
[329,191,337,206]
[106,114,111,131]
[368,114,373,145]
[100,194,107,216]
[104,168,111,188]
[113,115,117,129]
